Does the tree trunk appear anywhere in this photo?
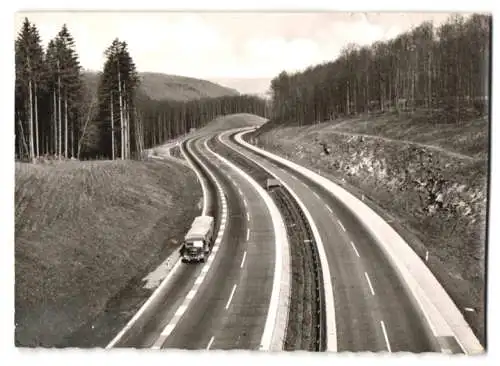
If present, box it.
[28,79,35,163]
[346,81,350,115]
[53,89,57,155]
[64,95,68,159]
[111,92,115,160]
[117,63,124,159]
[71,117,75,159]
[34,82,39,157]
[428,51,433,108]
[127,101,130,158]
[17,117,29,161]
[57,60,62,159]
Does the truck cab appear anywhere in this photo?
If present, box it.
[181,216,214,263]
[182,239,207,263]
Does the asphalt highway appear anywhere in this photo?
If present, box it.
[222,129,452,353]
[125,135,277,349]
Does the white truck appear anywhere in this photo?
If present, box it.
[180,216,215,263]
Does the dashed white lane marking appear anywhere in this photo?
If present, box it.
[464,307,475,312]
[175,304,188,317]
[246,212,250,222]
[246,228,250,241]
[350,241,360,257]
[160,324,176,337]
[380,320,392,352]
[186,289,197,300]
[325,205,333,214]
[215,132,290,351]
[194,276,204,285]
[337,219,346,232]
[243,198,248,208]
[364,272,375,296]
[313,192,320,200]
[225,284,237,310]
[150,137,229,350]
[238,188,243,196]
[206,336,215,350]
[240,251,247,268]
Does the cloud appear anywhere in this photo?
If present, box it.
[14,11,462,93]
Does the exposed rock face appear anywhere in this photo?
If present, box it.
[258,125,487,289]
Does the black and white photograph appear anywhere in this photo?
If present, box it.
[10,4,492,358]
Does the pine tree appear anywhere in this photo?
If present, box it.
[44,25,84,159]
[15,18,45,162]
[94,38,140,159]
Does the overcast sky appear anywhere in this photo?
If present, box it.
[14,12,464,94]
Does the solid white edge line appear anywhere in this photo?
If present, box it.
[238,130,484,353]
[225,284,238,310]
[224,130,337,352]
[106,139,210,348]
[364,272,375,296]
[206,336,215,350]
[149,136,229,349]
[238,131,480,353]
[380,320,392,352]
[207,134,289,352]
[182,139,209,216]
[240,251,247,268]
[105,260,183,348]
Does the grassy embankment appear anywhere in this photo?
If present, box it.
[15,159,201,347]
[169,113,267,159]
[253,110,488,345]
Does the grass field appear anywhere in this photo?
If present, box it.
[193,113,267,136]
[15,159,201,347]
[254,111,489,345]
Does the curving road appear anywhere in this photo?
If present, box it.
[219,128,461,353]
[160,136,277,350]
[111,121,469,353]
[117,135,278,349]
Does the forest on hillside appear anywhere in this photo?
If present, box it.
[14,18,269,162]
[267,13,491,128]
[15,14,491,162]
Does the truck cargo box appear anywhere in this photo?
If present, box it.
[185,216,214,241]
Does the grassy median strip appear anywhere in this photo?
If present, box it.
[207,137,323,351]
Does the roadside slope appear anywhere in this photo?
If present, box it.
[251,113,488,345]
[167,113,267,158]
[193,113,267,135]
[15,159,201,347]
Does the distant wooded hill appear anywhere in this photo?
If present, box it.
[83,71,240,101]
